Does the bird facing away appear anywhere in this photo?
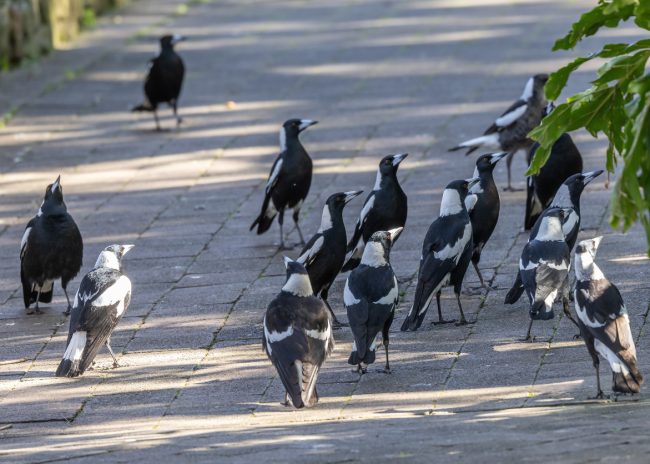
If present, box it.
[449,74,549,191]
[263,257,334,408]
[504,170,603,305]
[465,152,508,289]
[400,178,479,331]
[342,153,408,272]
[525,133,583,230]
[297,191,363,327]
[250,119,318,250]
[345,228,402,374]
[574,237,643,398]
[517,207,573,341]
[56,244,134,378]
[20,176,83,315]
[132,34,186,131]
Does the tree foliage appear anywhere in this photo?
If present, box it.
[527,0,650,253]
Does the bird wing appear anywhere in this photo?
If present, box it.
[296,234,324,267]
[345,275,369,361]
[484,99,527,134]
[265,156,284,195]
[19,217,37,260]
[347,192,376,252]
[520,243,568,305]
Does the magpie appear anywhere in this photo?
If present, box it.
[517,207,573,341]
[132,34,185,131]
[525,133,583,230]
[296,190,363,327]
[449,74,549,191]
[342,153,408,272]
[574,237,643,398]
[465,152,508,289]
[56,244,134,378]
[250,119,318,250]
[20,176,83,315]
[400,178,479,331]
[505,170,604,305]
[263,257,334,408]
[344,228,402,374]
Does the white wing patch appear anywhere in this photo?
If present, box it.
[263,316,294,357]
[359,195,375,224]
[20,227,31,258]
[574,295,606,328]
[595,338,630,375]
[495,104,527,127]
[373,277,399,305]
[457,133,500,150]
[343,280,360,306]
[434,222,472,262]
[297,236,324,266]
[562,210,579,237]
[305,321,331,341]
[266,158,283,193]
[92,275,132,317]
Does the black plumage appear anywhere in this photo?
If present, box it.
[400,178,478,331]
[297,191,363,327]
[344,228,402,373]
[465,152,507,289]
[342,153,408,272]
[132,34,185,131]
[525,133,583,230]
[56,244,133,378]
[573,237,643,398]
[250,119,318,250]
[20,176,83,315]
[449,74,549,191]
[263,257,334,408]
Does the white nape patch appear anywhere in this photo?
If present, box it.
[495,104,527,127]
[20,227,31,257]
[575,296,606,328]
[458,133,500,150]
[282,273,313,297]
[361,241,387,268]
[543,289,558,313]
[521,77,534,100]
[464,194,478,213]
[373,277,398,305]
[95,251,121,271]
[63,331,87,361]
[297,236,324,266]
[305,321,331,341]
[535,216,565,242]
[574,252,605,281]
[93,275,132,317]
[344,280,360,306]
[359,195,375,224]
[439,189,463,216]
[373,169,382,191]
[318,205,333,233]
[595,338,630,375]
[434,222,472,262]
[551,184,571,208]
[266,158,283,192]
[279,128,287,153]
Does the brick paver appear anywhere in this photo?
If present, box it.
[1,1,649,462]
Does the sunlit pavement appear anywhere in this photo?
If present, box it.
[0,1,649,462]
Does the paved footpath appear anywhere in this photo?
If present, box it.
[1,1,649,462]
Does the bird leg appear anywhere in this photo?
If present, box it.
[502,152,523,192]
[105,339,120,368]
[356,363,368,375]
[277,210,290,250]
[381,338,391,374]
[432,291,456,325]
[292,209,306,245]
[28,287,44,315]
[153,109,162,131]
[520,318,535,342]
[321,288,346,328]
[562,297,581,339]
[454,293,474,326]
[281,391,290,407]
[172,101,183,127]
[590,362,607,400]
[62,286,73,316]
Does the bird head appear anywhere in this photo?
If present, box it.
[475,152,507,174]
[378,153,408,177]
[561,170,604,204]
[574,236,603,278]
[326,190,363,213]
[282,119,317,138]
[40,175,67,215]
[95,244,135,271]
[281,257,313,297]
[361,227,403,267]
[160,34,185,49]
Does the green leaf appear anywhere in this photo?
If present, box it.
[593,50,650,86]
[553,3,635,50]
[545,55,592,100]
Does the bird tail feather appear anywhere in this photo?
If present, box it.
[250,193,276,235]
[55,331,87,377]
[613,369,643,394]
[504,272,525,304]
[401,277,436,332]
[449,134,499,155]
[341,240,363,272]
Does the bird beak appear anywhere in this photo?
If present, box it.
[283,256,293,268]
[298,119,318,131]
[51,175,61,193]
[391,153,408,166]
[171,34,186,45]
[121,244,135,256]
[582,170,604,186]
[388,227,403,242]
[465,177,480,189]
[490,152,508,164]
[344,190,363,204]
[591,236,603,252]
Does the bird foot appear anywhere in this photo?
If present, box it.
[62,308,71,316]
[111,362,120,369]
[353,364,367,375]
[462,287,484,296]
[455,319,475,326]
[26,307,43,315]
[280,400,290,407]
[572,333,582,340]
[379,367,392,375]
[519,335,534,342]
[331,319,348,329]
[589,391,609,400]
[432,319,457,325]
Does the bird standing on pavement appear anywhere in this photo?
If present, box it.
[56,244,134,378]
[517,207,573,341]
[250,119,318,250]
[401,178,478,331]
[263,257,334,408]
[20,176,83,315]
[449,74,549,191]
[342,153,408,272]
[525,133,583,230]
[344,228,402,374]
[465,152,508,289]
[297,191,363,327]
[574,237,643,398]
[132,34,186,131]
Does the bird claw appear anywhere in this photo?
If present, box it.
[379,368,392,375]
[589,391,609,400]
[62,308,71,316]
[455,319,475,326]
[432,319,456,325]
[572,333,582,340]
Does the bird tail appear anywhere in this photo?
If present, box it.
[131,102,154,112]
[55,331,87,377]
[524,179,544,230]
[504,272,525,305]
[21,273,54,309]
[301,362,321,408]
[341,239,363,272]
[612,367,643,394]
[449,134,500,156]
[401,275,437,332]
[250,193,277,235]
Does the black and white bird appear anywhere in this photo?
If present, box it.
[20,176,83,315]
[525,133,583,230]
[250,119,318,250]
[401,178,478,331]
[465,152,508,289]
[56,244,134,378]
[574,237,643,398]
[132,34,185,131]
[262,257,334,408]
[505,170,603,305]
[344,228,402,374]
[342,153,408,272]
[297,191,363,327]
[449,74,549,191]
[517,208,573,341]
